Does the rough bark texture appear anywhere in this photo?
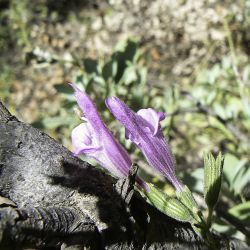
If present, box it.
[0,100,248,249]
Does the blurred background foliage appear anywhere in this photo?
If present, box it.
[0,0,250,244]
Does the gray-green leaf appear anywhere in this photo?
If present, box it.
[176,185,201,223]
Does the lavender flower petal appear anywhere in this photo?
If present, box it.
[106,97,183,191]
[137,108,165,136]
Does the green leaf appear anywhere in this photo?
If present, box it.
[180,168,204,194]
[123,66,137,85]
[54,83,82,102]
[41,113,77,129]
[212,216,245,241]
[145,184,194,223]
[54,83,72,94]
[102,60,117,82]
[228,201,250,225]
[223,153,247,192]
[113,40,138,83]
[138,67,147,85]
[232,165,250,195]
[204,152,224,210]
[83,58,98,74]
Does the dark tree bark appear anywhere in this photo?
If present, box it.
[0,100,247,249]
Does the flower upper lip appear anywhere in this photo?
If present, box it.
[69,83,106,133]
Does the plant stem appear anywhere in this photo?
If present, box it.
[206,207,213,229]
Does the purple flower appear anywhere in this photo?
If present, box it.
[70,83,132,178]
[70,84,149,191]
[105,97,183,191]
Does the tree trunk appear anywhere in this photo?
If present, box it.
[0,100,247,249]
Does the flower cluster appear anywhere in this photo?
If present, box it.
[70,83,183,191]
